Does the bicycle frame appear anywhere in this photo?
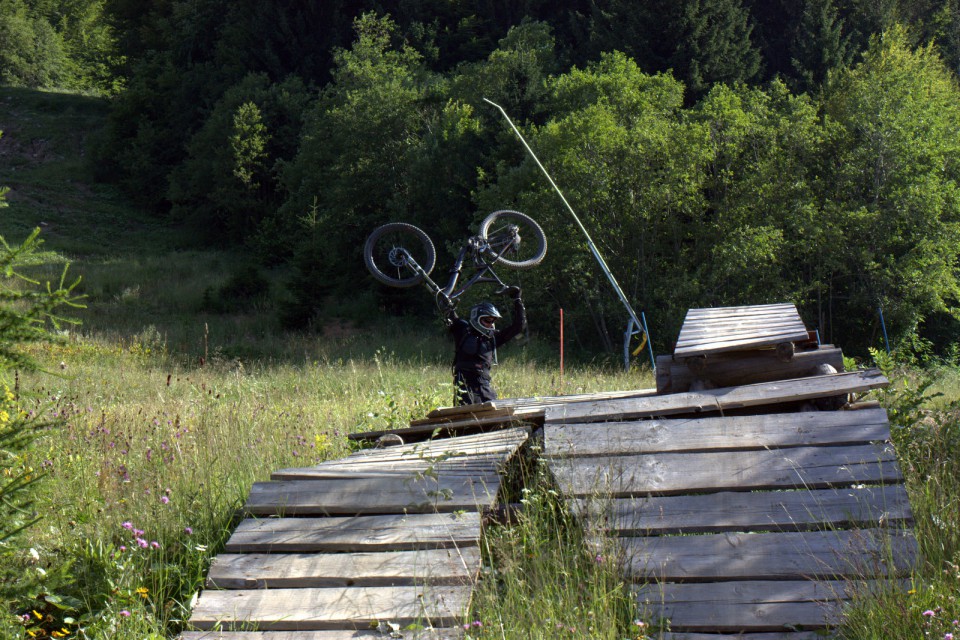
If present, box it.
[395,234,514,310]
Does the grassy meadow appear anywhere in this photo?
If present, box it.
[1,86,959,639]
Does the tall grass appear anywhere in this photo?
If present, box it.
[3,85,959,640]
[837,359,960,640]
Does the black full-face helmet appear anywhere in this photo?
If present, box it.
[469,302,502,336]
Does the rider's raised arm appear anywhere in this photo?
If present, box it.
[494,288,526,347]
[443,304,459,328]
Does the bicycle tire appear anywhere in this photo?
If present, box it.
[479,210,547,269]
[363,222,437,288]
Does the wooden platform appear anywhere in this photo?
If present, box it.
[183,429,529,636]
[543,373,917,635]
[674,303,811,358]
[184,302,918,639]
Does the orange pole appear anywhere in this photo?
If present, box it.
[560,308,564,391]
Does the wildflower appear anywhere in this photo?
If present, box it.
[136,587,149,598]
[594,554,603,563]
[925,610,937,617]
[944,634,953,640]
[119,545,126,552]
[119,610,130,617]
[136,538,148,549]
[160,496,169,504]
[472,621,482,627]
[634,620,647,628]
[184,527,193,535]
[151,541,160,549]
[121,522,133,530]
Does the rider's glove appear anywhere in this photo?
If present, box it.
[503,286,522,300]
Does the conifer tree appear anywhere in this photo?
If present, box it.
[0,228,83,543]
[791,0,853,93]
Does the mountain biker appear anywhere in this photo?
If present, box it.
[446,286,526,406]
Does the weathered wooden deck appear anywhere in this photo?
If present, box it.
[181,429,530,638]
[182,303,917,639]
[541,304,916,638]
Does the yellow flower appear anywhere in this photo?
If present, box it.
[32,610,43,620]
[136,587,149,598]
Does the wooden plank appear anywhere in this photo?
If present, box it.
[493,388,659,407]
[620,528,918,581]
[639,579,853,632]
[348,415,531,442]
[674,331,813,358]
[225,513,481,553]
[659,634,827,640]
[545,370,888,424]
[271,466,503,481]
[207,547,482,589]
[180,630,461,640]
[426,402,502,419]
[245,475,501,516]
[333,429,528,463]
[545,408,890,457]
[409,412,518,428]
[676,323,810,342]
[656,346,844,394]
[685,304,800,315]
[549,443,901,497]
[186,585,471,631]
[571,485,914,534]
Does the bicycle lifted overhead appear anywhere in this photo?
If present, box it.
[362,210,547,312]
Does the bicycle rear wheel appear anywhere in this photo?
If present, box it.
[363,222,437,288]
[479,210,547,269]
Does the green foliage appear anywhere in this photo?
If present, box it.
[791,0,854,93]
[0,229,82,593]
[468,450,640,639]
[822,26,960,350]
[166,72,312,247]
[0,0,74,88]
[0,0,119,92]
[280,13,484,325]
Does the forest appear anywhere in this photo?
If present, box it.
[4,0,960,356]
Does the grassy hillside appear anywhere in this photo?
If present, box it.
[1,86,958,640]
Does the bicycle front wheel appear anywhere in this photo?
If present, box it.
[479,210,547,269]
[363,222,437,288]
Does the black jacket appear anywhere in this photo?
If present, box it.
[450,296,526,372]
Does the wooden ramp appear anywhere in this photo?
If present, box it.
[673,303,811,359]
[544,303,917,637]
[181,428,529,638]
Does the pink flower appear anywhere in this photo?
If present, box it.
[119,545,127,552]
[121,522,133,530]
[925,610,937,617]
[150,541,160,549]
[184,527,193,535]
[119,610,130,617]
[160,496,169,504]
[945,634,953,640]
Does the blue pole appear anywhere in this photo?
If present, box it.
[878,305,891,354]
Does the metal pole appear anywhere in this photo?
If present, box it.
[878,305,891,355]
[484,98,655,372]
